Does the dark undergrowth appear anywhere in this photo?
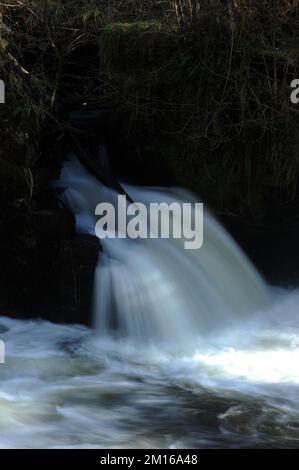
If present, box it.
[1,1,299,221]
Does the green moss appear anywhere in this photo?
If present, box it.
[101,20,180,74]
[248,47,299,61]
[0,39,9,51]
[103,20,166,33]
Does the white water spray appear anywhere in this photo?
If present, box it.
[57,155,270,343]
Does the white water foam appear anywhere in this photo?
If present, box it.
[57,155,270,344]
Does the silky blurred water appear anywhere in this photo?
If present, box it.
[58,156,270,342]
[1,288,299,449]
[1,156,294,448]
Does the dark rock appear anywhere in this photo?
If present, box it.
[0,209,99,325]
[221,215,299,287]
[2,208,75,243]
[32,209,76,241]
[69,108,116,131]
[44,234,100,325]
[67,234,100,324]
[60,105,127,197]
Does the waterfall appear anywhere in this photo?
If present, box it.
[57,155,270,344]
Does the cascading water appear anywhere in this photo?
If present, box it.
[2,154,299,448]
[57,155,270,343]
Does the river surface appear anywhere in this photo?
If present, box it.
[1,288,299,449]
[0,156,297,448]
